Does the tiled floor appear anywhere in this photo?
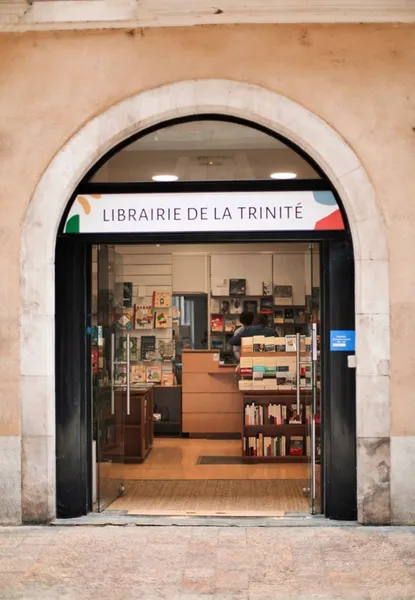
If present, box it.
[0,525,414,599]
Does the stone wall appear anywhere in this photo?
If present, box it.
[0,23,414,523]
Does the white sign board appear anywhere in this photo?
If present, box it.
[64,191,344,234]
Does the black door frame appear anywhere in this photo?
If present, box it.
[55,216,356,521]
[55,113,356,520]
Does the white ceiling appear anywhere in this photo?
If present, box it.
[3,0,415,32]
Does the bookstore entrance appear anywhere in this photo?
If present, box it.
[55,117,357,521]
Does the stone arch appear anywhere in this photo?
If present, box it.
[20,79,390,523]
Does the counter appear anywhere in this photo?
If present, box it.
[182,350,241,435]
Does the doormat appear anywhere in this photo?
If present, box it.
[197,456,245,465]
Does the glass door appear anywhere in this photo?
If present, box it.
[92,245,126,512]
[304,243,321,514]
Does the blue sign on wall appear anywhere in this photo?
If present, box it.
[330,330,355,352]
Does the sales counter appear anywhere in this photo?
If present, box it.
[182,350,241,435]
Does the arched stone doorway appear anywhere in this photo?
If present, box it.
[20,79,390,524]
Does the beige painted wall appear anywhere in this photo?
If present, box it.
[0,24,414,520]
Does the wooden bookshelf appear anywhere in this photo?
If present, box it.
[241,389,319,463]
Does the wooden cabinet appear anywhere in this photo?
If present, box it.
[120,385,154,463]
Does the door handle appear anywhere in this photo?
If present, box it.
[111,332,115,415]
[126,332,131,416]
[296,332,300,414]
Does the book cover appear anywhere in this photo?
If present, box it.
[294,308,307,324]
[239,356,253,377]
[117,308,134,331]
[154,310,169,329]
[224,317,240,333]
[262,281,272,296]
[230,297,243,314]
[161,372,174,386]
[210,314,224,332]
[264,337,276,352]
[123,282,133,308]
[263,356,277,378]
[289,436,304,456]
[253,335,265,352]
[276,337,286,352]
[152,291,172,308]
[134,305,153,329]
[146,363,162,384]
[220,299,231,314]
[274,285,293,306]
[285,335,297,352]
[114,364,127,386]
[289,404,302,424]
[229,278,246,296]
[211,336,224,350]
[140,335,157,361]
[284,308,295,324]
[210,298,221,313]
[274,309,285,324]
[158,339,175,360]
[241,337,253,354]
[260,296,273,315]
[211,277,229,296]
[119,336,138,361]
[243,300,258,313]
[131,363,146,384]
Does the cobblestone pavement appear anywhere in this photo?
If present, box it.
[0,525,414,599]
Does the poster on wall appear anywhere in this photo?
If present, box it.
[63,191,344,234]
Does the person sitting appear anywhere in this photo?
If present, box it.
[229,313,276,347]
[232,310,254,361]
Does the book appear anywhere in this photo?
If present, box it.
[264,337,276,352]
[289,436,304,456]
[114,364,127,386]
[134,305,153,329]
[262,282,272,296]
[117,308,134,331]
[210,314,224,332]
[131,363,146,384]
[211,336,224,350]
[285,335,297,352]
[243,300,258,313]
[274,285,293,306]
[220,299,231,314]
[119,336,138,361]
[229,279,246,296]
[230,297,243,314]
[161,372,174,386]
[211,277,229,296]
[224,316,240,333]
[284,308,295,324]
[146,363,162,384]
[274,309,285,324]
[239,356,253,377]
[158,339,175,360]
[210,298,221,313]
[289,404,302,424]
[294,308,307,324]
[152,291,171,308]
[276,337,286,352]
[154,310,169,328]
[263,356,277,378]
[253,335,265,352]
[241,336,253,354]
[260,296,273,314]
[140,335,157,361]
[123,282,133,308]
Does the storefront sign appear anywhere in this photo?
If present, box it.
[330,330,355,352]
[64,190,344,234]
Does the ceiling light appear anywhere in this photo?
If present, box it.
[270,172,297,180]
[152,174,178,182]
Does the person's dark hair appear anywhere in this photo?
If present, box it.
[253,313,269,327]
[239,311,254,326]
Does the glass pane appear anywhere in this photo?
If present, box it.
[93,245,125,512]
[305,243,321,514]
[90,119,321,183]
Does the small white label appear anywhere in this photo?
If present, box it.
[347,355,357,369]
[213,353,220,362]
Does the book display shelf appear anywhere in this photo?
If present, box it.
[241,390,321,463]
[123,386,154,463]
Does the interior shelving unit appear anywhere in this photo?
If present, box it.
[241,389,320,463]
[123,386,154,463]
